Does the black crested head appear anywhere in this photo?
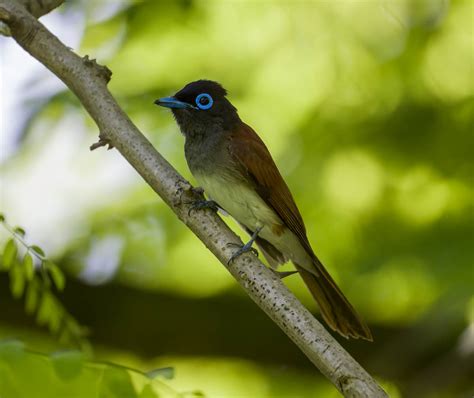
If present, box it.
[155,80,240,137]
[174,80,227,103]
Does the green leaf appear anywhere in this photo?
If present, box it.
[0,213,5,222]
[0,339,24,352]
[45,261,65,291]
[23,253,35,280]
[58,326,70,345]
[2,239,17,270]
[37,292,52,325]
[10,264,25,298]
[47,304,61,334]
[25,280,39,314]
[0,339,25,362]
[13,226,26,237]
[139,384,159,398]
[65,317,83,336]
[146,367,174,380]
[31,245,45,257]
[99,367,138,398]
[51,351,84,380]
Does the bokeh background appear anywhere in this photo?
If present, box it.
[1,0,473,397]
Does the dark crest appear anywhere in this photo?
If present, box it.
[174,80,228,103]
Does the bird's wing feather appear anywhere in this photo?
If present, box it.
[228,123,315,259]
[228,124,373,340]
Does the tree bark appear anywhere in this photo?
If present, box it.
[0,1,388,397]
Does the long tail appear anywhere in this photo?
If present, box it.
[295,260,373,341]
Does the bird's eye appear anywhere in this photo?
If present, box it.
[195,93,213,110]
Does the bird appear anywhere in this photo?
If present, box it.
[154,80,372,341]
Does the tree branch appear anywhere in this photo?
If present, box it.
[0,1,387,396]
[0,0,62,34]
[18,0,63,18]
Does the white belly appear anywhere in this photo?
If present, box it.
[195,172,280,231]
[195,172,314,269]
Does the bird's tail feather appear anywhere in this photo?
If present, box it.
[295,261,373,341]
[251,230,372,340]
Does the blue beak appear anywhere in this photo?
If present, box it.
[154,96,196,110]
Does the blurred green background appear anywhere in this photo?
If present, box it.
[0,0,473,397]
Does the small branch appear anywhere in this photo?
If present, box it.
[0,1,387,397]
[18,0,64,18]
[90,133,114,151]
[0,0,62,35]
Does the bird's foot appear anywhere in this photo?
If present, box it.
[227,226,263,264]
[227,242,259,264]
[270,269,298,279]
[188,199,219,216]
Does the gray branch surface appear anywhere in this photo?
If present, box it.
[17,0,63,18]
[0,1,388,397]
[0,0,62,34]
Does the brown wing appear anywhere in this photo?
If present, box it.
[228,123,315,259]
[228,124,373,340]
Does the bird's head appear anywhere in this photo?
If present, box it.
[154,80,239,135]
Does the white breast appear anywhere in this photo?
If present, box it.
[194,172,314,270]
[194,172,280,231]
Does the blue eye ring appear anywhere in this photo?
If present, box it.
[195,93,213,110]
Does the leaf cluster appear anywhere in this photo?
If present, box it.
[0,340,204,398]
[0,214,89,351]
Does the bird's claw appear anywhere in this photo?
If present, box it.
[227,226,263,264]
[227,242,259,264]
[188,199,219,216]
